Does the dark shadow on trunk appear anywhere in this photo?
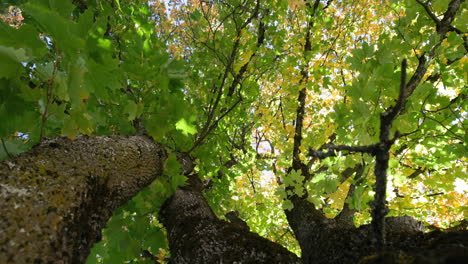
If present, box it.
[285,194,468,264]
[159,176,301,264]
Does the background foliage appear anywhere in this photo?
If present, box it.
[0,0,466,263]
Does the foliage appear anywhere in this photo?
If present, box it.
[0,0,466,262]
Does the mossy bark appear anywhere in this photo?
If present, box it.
[1,135,466,264]
[0,135,166,263]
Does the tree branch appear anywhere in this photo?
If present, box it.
[160,176,301,263]
[191,0,266,152]
[370,0,464,250]
[335,163,365,228]
[415,0,441,26]
[228,0,263,96]
[416,0,468,61]
[308,143,378,159]
[437,0,464,36]
[1,135,168,263]
[291,0,319,170]
[370,59,408,250]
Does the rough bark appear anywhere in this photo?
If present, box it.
[159,176,301,264]
[0,135,167,263]
[285,195,468,264]
[0,134,466,264]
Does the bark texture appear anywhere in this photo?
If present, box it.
[285,195,468,264]
[1,134,466,264]
[0,135,166,263]
[159,176,301,264]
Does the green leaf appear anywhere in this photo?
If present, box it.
[47,0,76,17]
[164,153,181,176]
[190,10,202,21]
[68,57,89,106]
[275,186,287,200]
[142,229,167,252]
[284,169,305,196]
[23,1,82,53]
[171,173,188,190]
[175,118,197,136]
[61,117,79,139]
[0,46,28,78]
[0,23,47,57]
[77,9,94,37]
[282,199,294,211]
[124,100,138,121]
[0,138,30,160]
[432,0,448,13]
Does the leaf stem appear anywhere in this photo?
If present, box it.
[1,138,14,159]
[39,46,60,142]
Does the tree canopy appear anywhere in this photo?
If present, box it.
[0,0,466,263]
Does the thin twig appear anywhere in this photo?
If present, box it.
[39,45,60,142]
[1,138,14,159]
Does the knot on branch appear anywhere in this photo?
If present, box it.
[174,152,195,175]
[225,211,250,231]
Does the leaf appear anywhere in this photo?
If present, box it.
[275,186,287,200]
[164,153,187,191]
[61,117,79,140]
[282,199,294,211]
[68,57,89,106]
[171,173,188,191]
[144,115,171,141]
[432,0,448,13]
[189,10,202,21]
[0,138,30,160]
[23,1,82,52]
[77,9,94,37]
[0,46,29,78]
[47,0,76,17]
[323,177,339,194]
[164,153,181,176]
[175,118,197,136]
[142,229,167,252]
[284,169,305,196]
[0,23,47,57]
[124,100,138,121]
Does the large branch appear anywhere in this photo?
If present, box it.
[369,60,408,250]
[0,135,168,263]
[291,0,317,170]
[371,0,464,250]
[416,0,468,62]
[334,163,365,229]
[159,176,301,263]
[283,1,332,263]
[308,144,378,159]
[437,0,465,36]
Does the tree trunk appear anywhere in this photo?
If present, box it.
[285,195,468,264]
[1,135,467,264]
[159,176,301,264]
[0,135,166,263]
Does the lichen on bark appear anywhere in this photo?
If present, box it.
[0,135,166,263]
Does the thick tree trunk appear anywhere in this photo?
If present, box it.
[159,176,301,264]
[0,135,166,263]
[285,195,468,264]
[1,135,466,264]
